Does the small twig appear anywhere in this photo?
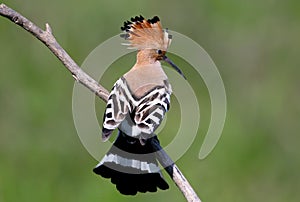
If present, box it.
[0,4,201,202]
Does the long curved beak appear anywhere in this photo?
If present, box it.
[163,56,186,80]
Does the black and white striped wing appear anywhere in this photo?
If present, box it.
[134,87,171,136]
[102,77,171,141]
[102,78,133,141]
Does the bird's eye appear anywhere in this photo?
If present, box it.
[157,49,162,55]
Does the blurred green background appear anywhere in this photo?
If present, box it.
[1,0,299,201]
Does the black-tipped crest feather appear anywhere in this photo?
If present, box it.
[120,15,171,51]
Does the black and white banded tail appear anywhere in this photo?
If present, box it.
[93,130,169,195]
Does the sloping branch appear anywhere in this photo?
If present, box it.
[0,4,201,202]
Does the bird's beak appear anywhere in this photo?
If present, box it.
[163,56,186,79]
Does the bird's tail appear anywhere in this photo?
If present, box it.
[93,130,169,195]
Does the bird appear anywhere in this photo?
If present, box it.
[93,15,186,195]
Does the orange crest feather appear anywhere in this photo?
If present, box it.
[120,15,172,51]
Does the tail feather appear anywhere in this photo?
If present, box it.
[93,130,169,195]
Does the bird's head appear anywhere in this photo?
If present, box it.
[121,15,186,79]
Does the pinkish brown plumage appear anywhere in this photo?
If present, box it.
[93,15,185,195]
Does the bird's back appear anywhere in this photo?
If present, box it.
[123,61,171,99]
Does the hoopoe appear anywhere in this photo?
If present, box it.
[93,15,185,195]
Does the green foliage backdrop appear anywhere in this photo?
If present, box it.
[0,0,299,201]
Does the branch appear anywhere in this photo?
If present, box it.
[151,138,201,202]
[0,4,201,202]
[0,4,109,102]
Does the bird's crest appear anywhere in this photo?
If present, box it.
[120,15,172,51]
